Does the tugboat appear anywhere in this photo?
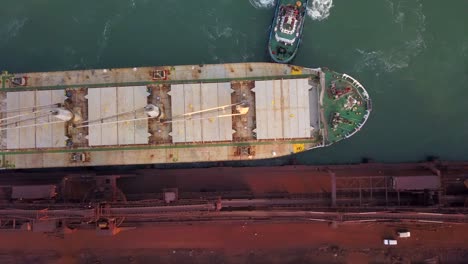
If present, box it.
[268,0,308,63]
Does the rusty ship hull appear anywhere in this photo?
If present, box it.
[0,63,371,169]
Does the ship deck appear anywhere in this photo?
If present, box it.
[0,63,370,169]
[321,70,371,145]
[0,63,329,169]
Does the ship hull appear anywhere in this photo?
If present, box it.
[0,63,371,170]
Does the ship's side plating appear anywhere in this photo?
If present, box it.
[0,63,370,169]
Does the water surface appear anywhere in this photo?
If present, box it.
[1,0,467,164]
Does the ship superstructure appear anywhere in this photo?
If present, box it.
[0,63,371,169]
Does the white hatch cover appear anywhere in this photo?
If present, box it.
[5,90,67,149]
[168,83,234,143]
[253,79,312,139]
[86,86,150,146]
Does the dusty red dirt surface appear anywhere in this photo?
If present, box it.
[0,221,467,263]
[0,162,466,263]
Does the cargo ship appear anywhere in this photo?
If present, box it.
[268,0,308,63]
[0,63,371,169]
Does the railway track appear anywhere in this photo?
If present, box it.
[0,198,467,224]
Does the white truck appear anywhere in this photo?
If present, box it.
[383,239,398,245]
[398,231,411,238]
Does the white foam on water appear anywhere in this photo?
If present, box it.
[242,53,254,61]
[249,0,334,20]
[355,31,426,74]
[0,18,28,45]
[385,0,394,13]
[394,11,405,25]
[102,20,111,42]
[249,0,276,9]
[355,49,410,73]
[462,39,468,58]
[217,27,233,38]
[355,0,426,74]
[387,0,426,31]
[96,20,112,62]
[307,0,333,21]
[202,24,233,40]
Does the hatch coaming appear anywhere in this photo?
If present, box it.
[0,81,320,168]
[2,90,67,150]
[252,78,316,140]
[1,85,318,147]
[168,82,235,143]
[85,86,150,146]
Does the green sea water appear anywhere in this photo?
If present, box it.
[0,0,467,164]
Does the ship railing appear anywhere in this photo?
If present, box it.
[341,110,371,140]
[275,34,296,44]
[366,99,373,111]
[320,73,372,144]
[306,143,325,151]
[6,66,314,92]
[336,73,372,139]
[342,74,369,100]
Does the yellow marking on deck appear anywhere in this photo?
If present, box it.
[291,66,303,75]
[293,143,305,153]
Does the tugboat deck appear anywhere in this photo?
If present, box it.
[268,0,308,63]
